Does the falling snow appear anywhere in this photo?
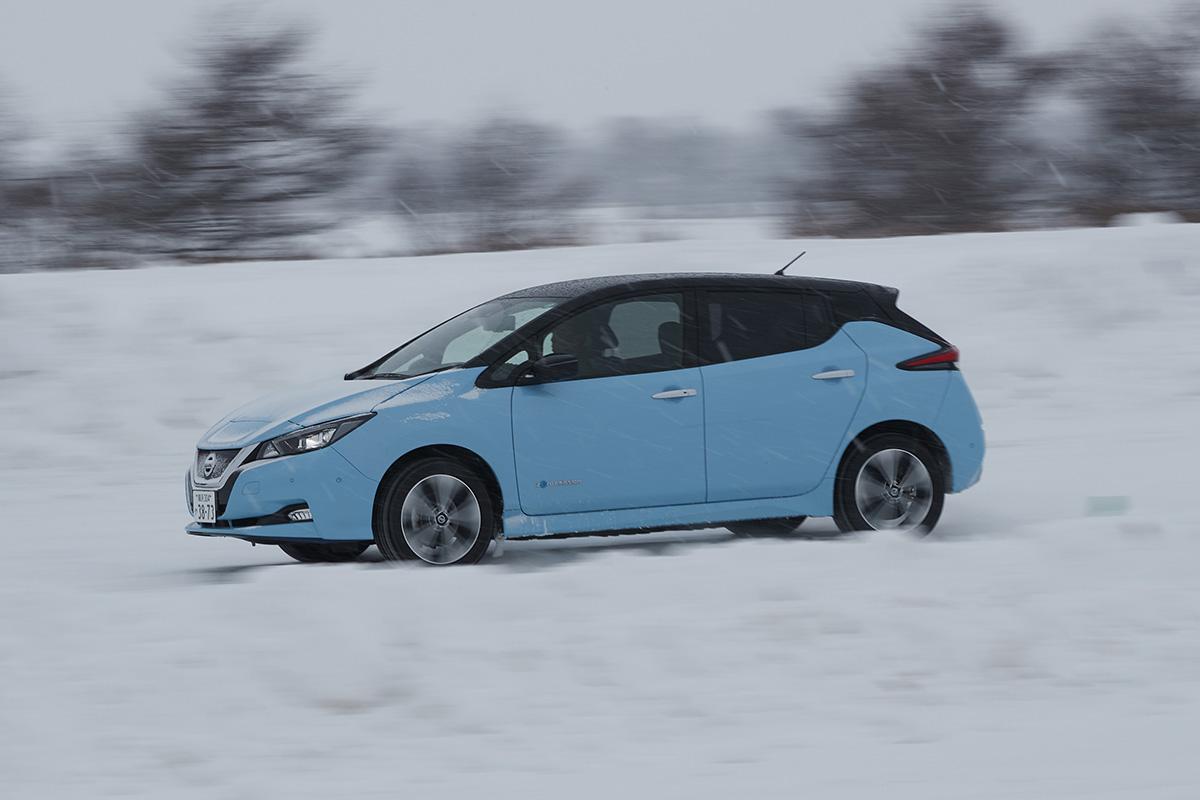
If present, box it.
[2,221,1199,798]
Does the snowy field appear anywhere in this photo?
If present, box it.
[2,224,1200,798]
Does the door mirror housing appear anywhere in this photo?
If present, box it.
[521,353,579,384]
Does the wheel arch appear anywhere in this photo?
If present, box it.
[835,420,952,493]
[371,444,506,540]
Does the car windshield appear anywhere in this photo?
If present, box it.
[358,296,561,379]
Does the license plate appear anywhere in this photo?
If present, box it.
[192,490,217,524]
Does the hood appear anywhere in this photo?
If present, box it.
[198,375,431,450]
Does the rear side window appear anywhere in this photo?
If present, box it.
[803,292,837,345]
[701,291,800,363]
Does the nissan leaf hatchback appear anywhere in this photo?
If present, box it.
[187,273,984,564]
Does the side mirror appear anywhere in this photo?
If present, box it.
[521,353,579,384]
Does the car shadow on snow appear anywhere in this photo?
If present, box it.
[175,517,971,584]
[174,559,300,584]
[485,519,858,570]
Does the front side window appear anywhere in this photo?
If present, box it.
[522,292,687,380]
[702,291,810,363]
[360,296,560,379]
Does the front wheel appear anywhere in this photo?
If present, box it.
[375,457,496,565]
[278,542,370,563]
[834,434,944,535]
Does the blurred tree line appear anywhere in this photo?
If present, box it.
[5,4,1200,270]
[787,4,1200,236]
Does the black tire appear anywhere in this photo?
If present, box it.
[278,541,370,563]
[375,456,496,565]
[726,517,807,537]
[834,433,944,535]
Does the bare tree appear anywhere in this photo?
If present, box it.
[0,90,65,272]
[1050,10,1200,224]
[92,16,375,262]
[786,6,1043,237]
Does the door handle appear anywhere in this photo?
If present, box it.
[651,388,698,400]
[811,369,856,381]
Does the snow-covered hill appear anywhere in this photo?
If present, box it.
[3,224,1199,798]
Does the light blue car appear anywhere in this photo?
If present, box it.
[187,273,984,564]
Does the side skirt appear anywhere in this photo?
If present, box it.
[506,521,738,541]
[502,477,834,539]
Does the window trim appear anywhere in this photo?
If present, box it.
[476,289,699,387]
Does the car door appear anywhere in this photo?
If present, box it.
[511,291,707,516]
[699,289,867,503]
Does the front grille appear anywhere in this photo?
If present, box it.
[195,449,239,482]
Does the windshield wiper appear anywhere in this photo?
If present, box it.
[359,372,411,380]
[358,363,464,381]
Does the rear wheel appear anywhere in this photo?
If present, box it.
[278,542,369,563]
[375,457,496,565]
[834,434,944,535]
[726,517,807,537]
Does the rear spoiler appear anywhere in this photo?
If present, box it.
[862,284,950,347]
[865,284,900,306]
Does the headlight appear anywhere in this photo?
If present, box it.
[253,414,374,461]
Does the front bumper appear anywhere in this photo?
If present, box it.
[185,444,378,543]
[185,520,335,544]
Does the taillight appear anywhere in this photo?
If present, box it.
[897,344,959,371]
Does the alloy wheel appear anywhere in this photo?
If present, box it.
[853,448,934,531]
[399,474,483,564]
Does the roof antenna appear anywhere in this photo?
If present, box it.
[774,251,806,276]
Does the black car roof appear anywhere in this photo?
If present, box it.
[502,272,886,300]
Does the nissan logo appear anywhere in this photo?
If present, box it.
[202,452,218,478]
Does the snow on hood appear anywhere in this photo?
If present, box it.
[198,375,431,449]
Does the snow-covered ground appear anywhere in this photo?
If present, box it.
[2,224,1199,798]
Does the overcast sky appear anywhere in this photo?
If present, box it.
[0,0,1182,142]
